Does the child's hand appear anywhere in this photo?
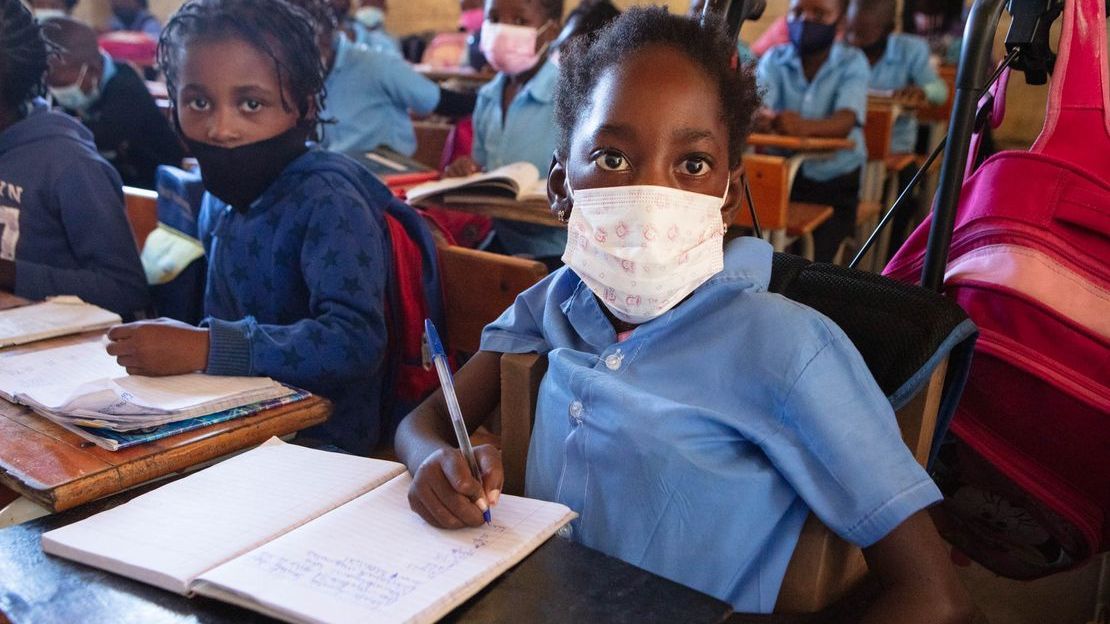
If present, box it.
[444,156,481,178]
[105,318,210,376]
[752,108,776,133]
[408,444,503,529]
[772,111,808,137]
[895,86,927,106]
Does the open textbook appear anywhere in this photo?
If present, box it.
[404,162,547,206]
[43,438,577,624]
[0,341,294,439]
[0,297,120,348]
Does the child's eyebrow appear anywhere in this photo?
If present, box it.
[232,84,278,98]
[671,128,716,143]
[595,123,636,140]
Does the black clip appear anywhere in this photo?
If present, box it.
[1004,0,1064,85]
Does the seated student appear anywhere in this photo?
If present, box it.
[0,0,147,316]
[286,0,475,157]
[396,9,974,620]
[757,0,869,262]
[328,0,399,56]
[351,0,400,55]
[105,0,399,455]
[30,0,76,21]
[687,0,756,63]
[551,0,619,64]
[459,0,487,71]
[445,0,565,268]
[43,18,184,189]
[107,0,160,38]
[844,0,947,255]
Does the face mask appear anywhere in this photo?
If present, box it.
[113,7,139,24]
[33,8,67,20]
[49,64,98,112]
[787,19,838,55]
[355,6,385,29]
[913,12,944,32]
[458,8,484,33]
[181,123,310,211]
[561,182,729,325]
[479,20,551,75]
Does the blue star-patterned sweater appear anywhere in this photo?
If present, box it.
[198,149,391,454]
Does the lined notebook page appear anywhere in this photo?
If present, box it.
[0,341,124,403]
[194,473,576,624]
[0,298,120,347]
[42,439,406,595]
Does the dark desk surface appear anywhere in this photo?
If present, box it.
[0,485,734,624]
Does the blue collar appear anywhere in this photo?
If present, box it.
[486,57,559,105]
[99,51,118,88]
[331,34,353,75]
[780,42,854,79]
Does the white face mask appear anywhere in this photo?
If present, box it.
[49,63,98,112]
[33,8,67,20]
[561,181,729,325]
[479,20,551,75]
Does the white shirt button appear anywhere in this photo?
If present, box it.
[604,350,623,371]
[568,400,583,424]
[557,524,574,539]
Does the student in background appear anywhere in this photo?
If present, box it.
[105,0,396,455]
[287,0,475,157]
[397,9,973,620]
[757,0,869,262]
[687,0,755,63]
[459,0,486,70]
[0,0,147,316]
[444,0,565,268]
[43,18,183,188]
[902,0,964,64]
[107,0,160,38]
[844,0,947,256]
[351,0,400,54]
[30,0,76,21]
[328,0,399,56]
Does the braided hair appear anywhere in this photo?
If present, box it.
[283,0,337,40]
[0,0,51,113]
[157,0,327,139]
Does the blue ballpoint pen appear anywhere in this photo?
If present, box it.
[424,319,491,524]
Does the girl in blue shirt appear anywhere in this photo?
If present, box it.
[397,8,972,621]
[105,0,399,454]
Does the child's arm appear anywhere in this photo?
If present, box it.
[904,37,949,106]
[860,511,975,623]
[396,350,504,528]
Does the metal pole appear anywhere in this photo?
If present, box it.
[919,0,1008,292]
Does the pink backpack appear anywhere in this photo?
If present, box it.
[884,0,1110,579]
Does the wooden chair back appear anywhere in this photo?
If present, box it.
[122,186,158,251]
[412,120,453,170]
[495,352,949,614]
[864,105,896,162]
[735,153,790,231]
[438,245,547,354]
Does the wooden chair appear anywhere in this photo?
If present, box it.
[412,120,454,171]
[735,153,834,260]
[122,186,158,251]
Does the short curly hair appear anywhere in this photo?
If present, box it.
[0,0,51,111]
[554,6,761,169]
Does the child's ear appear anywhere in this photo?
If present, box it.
[547,153,572,223]
[719,163,744,227]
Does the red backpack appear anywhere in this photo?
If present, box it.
[884,0,1110,579]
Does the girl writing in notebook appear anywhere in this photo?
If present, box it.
[397,8,973,621]
[105,0,397,455]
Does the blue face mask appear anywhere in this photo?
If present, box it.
[787,19,838,55]
[49,64,99,112]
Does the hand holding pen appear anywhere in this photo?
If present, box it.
[407,320,503,529]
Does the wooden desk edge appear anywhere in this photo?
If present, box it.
[3,396,331,512]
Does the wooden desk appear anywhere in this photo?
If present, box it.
[0,483,734,624]
[413,64,496,86]
[0,312,332,512]
[747,133,854,152]
[433,198,565,228]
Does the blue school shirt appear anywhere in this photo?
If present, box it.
[757,43,870,181]
[472,59,566,258]
[199,149,390,455]
[352,21,402,57]
[321,36,440,157]
[480,237,942,612]
[867,34,948,154]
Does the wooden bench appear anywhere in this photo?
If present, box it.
[734,153,834,260]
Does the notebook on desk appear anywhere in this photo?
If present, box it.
[0,297,120,348]
[348,146,440,188]
[42,438,577,624]
[405,162,547,206]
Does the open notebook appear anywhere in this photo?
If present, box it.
[42,438,577,624]
[404,162,546,206]
[0,297,120,348]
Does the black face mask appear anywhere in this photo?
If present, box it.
[181,124,310,212]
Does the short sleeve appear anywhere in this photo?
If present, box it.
[906,37,948,105]
[760,318,942,547]
[478,271,558,355]
[379,58,441,116]
[833,53,871,126]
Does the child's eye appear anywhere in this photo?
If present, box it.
[240,99,263,113]
[681,157,711,176]
[593,151,630,172]
[186,97,210,112]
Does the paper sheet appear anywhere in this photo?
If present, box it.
[0,298,121,347]
[0,341,124,403]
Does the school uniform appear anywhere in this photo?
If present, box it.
[472,59,565,259]
[757,42,870,261]
[74,53,184,189]
[107,9,161,38]
[320,35,440,157]
[738,39,755,63]
[868,33,947,154]
[0,99,148,316]
[481,236,941,612]
[199,149,391,454]
[349,19,402,57]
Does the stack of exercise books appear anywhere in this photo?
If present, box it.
[0,299,304,450]
[404,162,548,207]
[347,146,440,190]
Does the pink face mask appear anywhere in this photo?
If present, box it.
[459,8,484,33]
[479,20,552,75]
